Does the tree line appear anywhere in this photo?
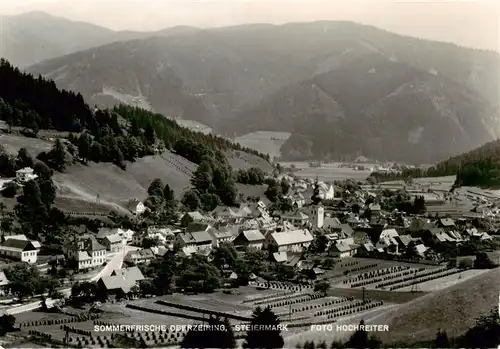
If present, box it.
[0,58,270,174]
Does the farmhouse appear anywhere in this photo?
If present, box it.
[100,234,123,252]
[15,167,37,183]
[98,266,145,297]
[281,211,309,227]
[208,228,234,248]
[233,230,265,250]
[329,241,359,258]
[266,229,313,253]
[124,248,155,265]
[176,231,213,250]
[0,235,40,263]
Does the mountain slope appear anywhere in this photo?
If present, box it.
[1,11,204,68]
[26,21,500,162]
[229,53,500,163]
[378,267,500,344]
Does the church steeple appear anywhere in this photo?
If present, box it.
[311,177,322,206]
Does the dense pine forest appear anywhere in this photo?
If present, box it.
[0,58,270,171]
[370,139,500,188]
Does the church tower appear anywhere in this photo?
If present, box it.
[309,204,324,228]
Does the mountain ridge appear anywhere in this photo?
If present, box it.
[22,19,500,163]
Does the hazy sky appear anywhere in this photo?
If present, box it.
[1,0,499,51]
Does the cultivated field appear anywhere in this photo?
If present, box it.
[235,131,291,159]
[279,162,371,182]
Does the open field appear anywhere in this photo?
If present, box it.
[0,133,53,156]
[373,267,500,344]
[226,150,273,173]
[234,131,291,159]
[279,162,371,181]
[174,119,212,135]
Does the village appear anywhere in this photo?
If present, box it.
[0,162,498,348]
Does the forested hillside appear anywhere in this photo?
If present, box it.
[370,139,500,189]
[0,58,269,171]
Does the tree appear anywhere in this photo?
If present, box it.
[0,314,16,335]
[181,315,235,349]
[14,179,48,237]
[280,178,290,196]
[345,320,369,349]
[47,138,68,171]
[33,160,53,180]
[244,306,284,349]
[16,147,34,169]
[314,280,330,296]
[458,258,473,269]
[265,180,281,203]
[1,181,18,198]
[311,179,322,205]
[5,263,43,300]
[163,183,175,203]
[182,190,201,211]
[148,178,164,198]
[461,308,500,348]
[474,252,496,269]
[434,329,450,348]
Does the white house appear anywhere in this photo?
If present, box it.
[376,229,400,254]
[209,228,234,248]
[266,229,313,253]
[0,271,9,295]
[64,235,107,270]
[0,235,40,263]
[318,182,335,200]
[15,167,37,183]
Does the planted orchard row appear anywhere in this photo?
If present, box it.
[66,329,189,347]
[350,269,417,288]
[326,301,384,319]
[254,282,312,292]
[20,314,100,328]
[254,291,316,306]
[337,261,359,269]
[376,267,452,288]
[314,299,373,317]
[344,265,412,284]
[61,325,92,337]
[28,330,52,340]
[242,290,296,304]
[268,293,325,309]
[388,269,461,291]
[291,297,355,314]
[344,263,378,274]
[288,318,338,329]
